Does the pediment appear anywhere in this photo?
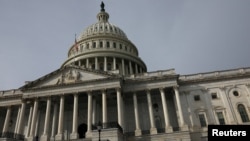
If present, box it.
[20,66,119,89]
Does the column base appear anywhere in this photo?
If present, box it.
[165,126,173,133]
[40,134,49,141]
[50,137,55,141]
[85,131,92,138]
[55,133,64,141]
[180,124,189,131]
[150,127,157,135]
[70,132,79,139]
[135,129,142,136]
[27,137,35,141]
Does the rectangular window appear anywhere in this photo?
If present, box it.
[216,112,225,125]
[211,93,218,99]
[199,114,207,127]
[100,41,103,48]
[194,95,200,101]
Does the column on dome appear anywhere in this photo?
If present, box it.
[55,95,65,140]
[16,101,26,136]
[104,56,107,71]
[122,59,125,75]
[2,106,11,136]
[133,92,142,136]
[146,89,157,134]
[50,102,58,141]
[29,99,39,138]
[95,57,98,70]
[86,58,89,68]
[173,86,188,131]
[129,61,133,74]
[113,57,116,70]
[78,60,81,67]
[86,91,93,138]
[41,97,52,141]
[135,64,138,74]
[102,89,107,127]
[159,88,173,133]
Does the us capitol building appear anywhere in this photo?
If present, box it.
[1,2,250,141]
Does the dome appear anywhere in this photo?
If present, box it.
[62,2,147,75]
[78,22,128,40]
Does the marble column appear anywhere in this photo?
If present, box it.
[102,90,107,127]
[86,92,93,138]
[129,61,133,74]
[116,88,123,127]
[146,89,157,134]
[113,57,116,70]
[92,97,96,125]
[133,92,141,136]
[14,106,21,134]
[41,97,51,141]
[29,99,39,138]
[50,103,58,141]
[173,86,188,131]
[26,106,33,138]
[122,59,125,75]
[135,64,138,74]
[95,57,98,70]
[17,101,26,136]
[159,88,173,133]
[70,94,79,139]
[104,57,107,71]
[55,95,65,140]
[86,58,89,68]
[2,106,11,136]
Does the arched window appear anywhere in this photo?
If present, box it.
[238,104,250,122]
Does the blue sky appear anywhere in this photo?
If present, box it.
[1,0,250,90]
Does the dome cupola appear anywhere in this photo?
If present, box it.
[62,2,147,76]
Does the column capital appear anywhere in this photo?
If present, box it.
[173,85,179,90]
[101,89,107,93]
[116,87,121,92]
[159,87,165,92]
[145,89,151,93]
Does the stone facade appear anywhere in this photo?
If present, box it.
[1,2,250,141]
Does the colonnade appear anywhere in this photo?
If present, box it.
[73,56,145,75]
[1,86,187,140]
[132,86,186,136]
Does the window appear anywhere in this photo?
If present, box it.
[233,91,239,97]
[194,95,200,101]
[93,42,96,48]
[211,93,218,99]
[107,41,110,48]
[86,43,89,49]
[120,44,122,49]
[198,114,207,127]
[113,42,116,48]
[216,112,225,125]
[238,104,250,122]
[100,41,103,48]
